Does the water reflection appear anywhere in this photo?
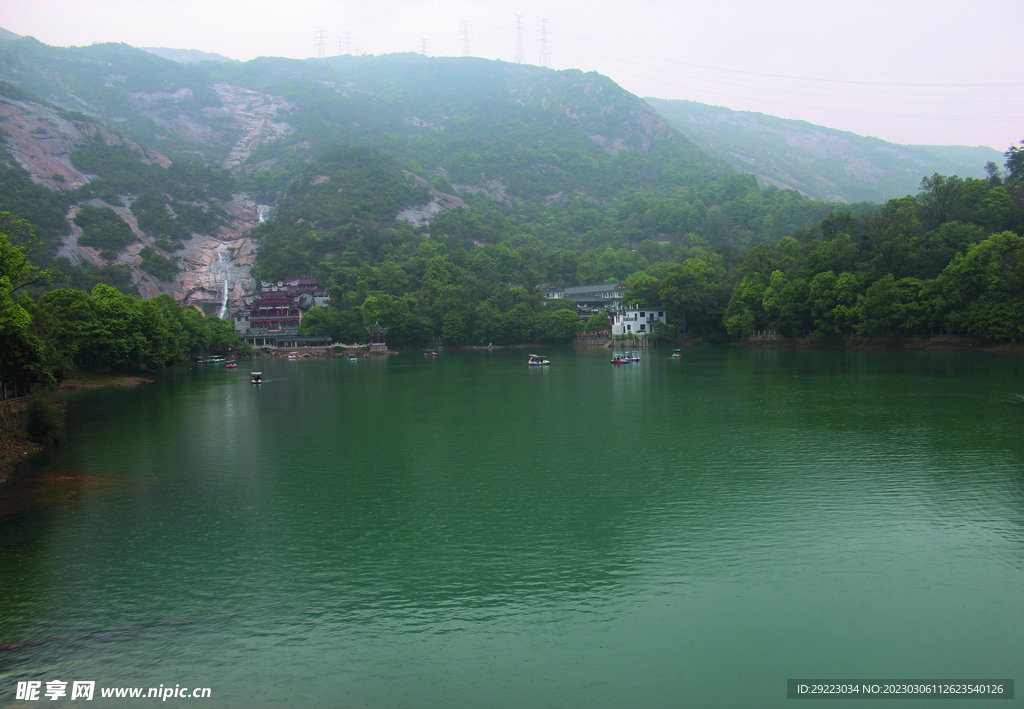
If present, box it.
[1,348,1021,707]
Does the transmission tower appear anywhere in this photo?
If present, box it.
[339,31,354,55]
[337,32,354,55]
[418,38,429,56]
[314,28,328,62]
[513,13,526,64]
[537,17,551,68]
[459,20,472,57]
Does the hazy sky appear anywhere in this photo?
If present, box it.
[5,0,1022,151]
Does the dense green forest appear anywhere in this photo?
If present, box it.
[249,143,1023,348]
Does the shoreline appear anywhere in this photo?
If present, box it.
[733,333,1022,352]
[2,338,1015,483]
[0,375,152,485]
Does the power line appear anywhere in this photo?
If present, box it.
[555,28,1024,91]
[548,34,1024,112]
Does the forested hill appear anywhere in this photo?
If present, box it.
[0,33,842,314]
[647,98,1003,204]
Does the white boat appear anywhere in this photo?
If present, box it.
[528,354,550,366]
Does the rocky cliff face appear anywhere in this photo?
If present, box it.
[0,95,166,191]
[516,71,675,155]
[1,89,269,316]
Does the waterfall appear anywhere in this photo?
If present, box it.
[215,248,230,319]
[257,204,274,223]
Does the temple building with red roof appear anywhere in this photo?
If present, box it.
[234,278,332,348]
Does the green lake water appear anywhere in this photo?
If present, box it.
[1,347,1022,708]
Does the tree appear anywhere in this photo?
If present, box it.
[1005,140,1024,183]
[724,276,767,336]
[862,197,920,278]
[938,231,1024,341]
[34,288,100,376]
[0,213,48,294]
[623,271,658,307]
[808,271,860,336]
[0,217,51,387]
[535,308,580,343]
[762,271,811,337]
[856,274,901,335]
[659,258,719,335]
[0,276,48,387]
[83,283,177,369]
[299,307,331,336]
[584,311,610,333]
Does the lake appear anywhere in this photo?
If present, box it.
[1,347,1021,707]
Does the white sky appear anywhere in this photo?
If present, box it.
[5,0,1022,151]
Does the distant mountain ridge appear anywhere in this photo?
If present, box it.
[141,47,237,64]
[646,98,1002,204]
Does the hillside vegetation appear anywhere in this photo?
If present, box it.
[648,98,1003,204]
[0,32,1022,382]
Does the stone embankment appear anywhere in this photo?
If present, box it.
[248,347,397,358]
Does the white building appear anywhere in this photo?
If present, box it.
[612,308,667,336]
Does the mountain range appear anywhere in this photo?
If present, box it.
[0,29,1009,317]
[647,98,1002,204]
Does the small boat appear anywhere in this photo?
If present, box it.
[250,371,262,384]
[671,349,681,359]
[362,353,369,359]
[528,354,550,366]
[348,354,358,361]
[225,362,237,369]
[287,351,301,360]
[424,350,439,357]
[610,354,628,364]
[625,350,640,362]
